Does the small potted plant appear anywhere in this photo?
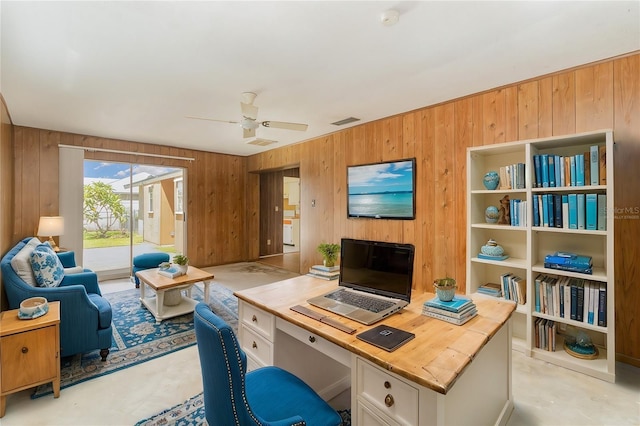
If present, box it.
[433,277,457,302]
[317,242,340,267]
[173,254,189,274]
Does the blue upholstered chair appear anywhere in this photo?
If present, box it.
[132,252,170,288]
[1,237,113,361]
[194,302,343,426]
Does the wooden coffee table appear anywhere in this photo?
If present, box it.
[136,266,214,323]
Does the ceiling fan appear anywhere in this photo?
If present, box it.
[186,92,308,139]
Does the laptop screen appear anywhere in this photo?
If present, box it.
[339,238,415,302]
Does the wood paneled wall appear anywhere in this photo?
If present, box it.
[0,96,15,311]
[9,129,249,270]
[247,54,640,364]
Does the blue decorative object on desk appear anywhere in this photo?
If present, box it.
[485,206,499,223]
[483,171,500,190]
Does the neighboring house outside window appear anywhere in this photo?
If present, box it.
[147,185,154,214]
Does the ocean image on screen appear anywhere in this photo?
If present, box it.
[348,160,414,218]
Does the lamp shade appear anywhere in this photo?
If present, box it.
[38,216,65,237]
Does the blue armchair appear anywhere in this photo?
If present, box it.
[1,237,112,361]
[194,302,342,426]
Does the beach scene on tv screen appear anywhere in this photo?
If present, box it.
[348,160,414,218]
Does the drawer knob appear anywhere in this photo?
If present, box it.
[252,315,258,322]
[308,336,316,343]
[21,346,29,354]
[384,394,395,407]
[252,341,257,349]
[384,381,391,389]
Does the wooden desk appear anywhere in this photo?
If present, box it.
[0,301,61,417]
[235,275,516,426]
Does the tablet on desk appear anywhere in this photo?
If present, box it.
[356,324,415,352]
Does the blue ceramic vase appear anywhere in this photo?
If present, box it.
[485,206,499,223]
[483,171,500,190]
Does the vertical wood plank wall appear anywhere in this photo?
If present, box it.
[247,54,640,364]
[2,54,638,363]
[0,97,15,311]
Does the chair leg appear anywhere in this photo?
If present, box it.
[100,348,109,362]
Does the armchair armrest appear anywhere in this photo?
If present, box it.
[57,251,77,268]
[60,271,102,295]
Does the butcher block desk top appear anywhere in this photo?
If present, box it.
[235,275,516,394]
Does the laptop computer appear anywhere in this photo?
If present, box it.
[307,238,415,325]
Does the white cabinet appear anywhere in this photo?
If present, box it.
[467,129,615,382]
[238,300,275,371]
[287,181,300,205]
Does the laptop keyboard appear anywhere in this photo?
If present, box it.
[326,290,395,313]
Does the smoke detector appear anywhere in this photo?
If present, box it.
[381,9,399,26]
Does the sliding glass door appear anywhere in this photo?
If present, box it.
[82,160,185,281]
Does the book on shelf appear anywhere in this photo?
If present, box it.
[533,155,542,188]
[577,193,586,229]
[423,295,473,313]
[575,154,585,186]
[586,193,597,230]
[157,266,185,278]
[544,263,593,275]
[568,193,578,229]
[562,195,569,229]
[598,145,606,185]
[477,282,502,297]
[584,150,591,186]
[598,283,607,326]
[590,145,600,185]
[501,273,526,304]
[548,155,555,187]
[422,308,477,326]
[597,194,607,231]
[544,252,592,267]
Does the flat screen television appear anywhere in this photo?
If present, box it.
[347,158,416,219]
[339,238,415,302]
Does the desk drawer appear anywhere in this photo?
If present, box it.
[356,357,419,425]
[239,301,275,340]
[276,317,351,367]
[240,325,273,367]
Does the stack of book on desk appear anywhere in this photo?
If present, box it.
[544,252,593,275]
[307,265,340,280]
[422,295,478,325]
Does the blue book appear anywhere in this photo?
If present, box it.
[597,194,607,231]
[586,193,597,230]
[558,156,565,187]
[534,274,543,312]
[424,295,473,313]
[547,194,555,228]
[598,283,607,326]
[544,252,592,267]
[541,154,549,187]
[554,155,562,188]
[570,279,578,320]
[501,273,512,300]
[532,194,540,227]
[542,194,549,226]
[570,156,576,186]
[575,154,585,186]
[568,194,578,229]
[510,199,515,226]
[554,194,563,228]
[577,193,586,229]
[590,146,599,185]
[533,155,542,187]
[548,155,555,187]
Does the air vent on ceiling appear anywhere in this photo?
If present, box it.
[246,138,278,146]
[331,117,360,126]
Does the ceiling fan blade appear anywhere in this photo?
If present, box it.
[261,121,308,132]
[185,116,239,124]
[243,127,256,138]
[241,102,258,120]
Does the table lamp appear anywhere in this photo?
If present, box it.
[37,216,65,252]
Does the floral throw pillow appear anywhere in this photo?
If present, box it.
[30,243,65,288]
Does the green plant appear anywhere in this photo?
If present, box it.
[317,242,340,267]
[433,277,456,288]
[173,254,189,266]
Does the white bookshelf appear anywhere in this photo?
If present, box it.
[466,130,615,382]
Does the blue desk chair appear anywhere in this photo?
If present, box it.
[132,252,170,288]
[194,303,342,426]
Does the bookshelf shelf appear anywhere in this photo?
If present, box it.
[467,129,615,382]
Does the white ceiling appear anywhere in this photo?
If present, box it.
[1,1,638,157]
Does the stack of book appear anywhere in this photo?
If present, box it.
[307,264,340,280]
[544,252,592,274]
[422,295,477,325]
[477,282,503,298]
[157,266,185,278]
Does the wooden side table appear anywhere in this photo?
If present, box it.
[0,301,61,417]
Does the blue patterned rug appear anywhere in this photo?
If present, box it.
[135,392,351,426]
[32,283,238,398]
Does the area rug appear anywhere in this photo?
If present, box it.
[135,392,351,426]
[32,283,238,398]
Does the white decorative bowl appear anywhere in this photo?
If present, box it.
[19,297,49,319]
